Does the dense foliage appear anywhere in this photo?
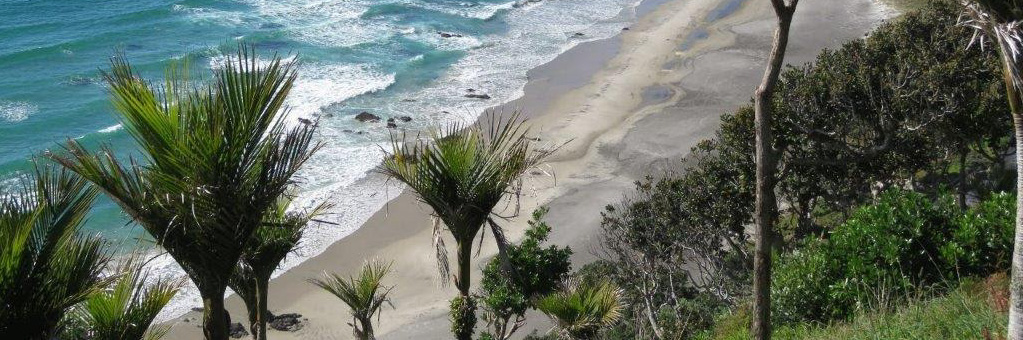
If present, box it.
[772,190,1014,323]
[589,2,1013,338]
[0,168,110,339]
[478,207,573,340]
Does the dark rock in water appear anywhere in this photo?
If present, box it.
[270,313,304,332]
[355,111,381,122]
[465,93,491,100]
[342,129,354,133]
[297,118,313,125]
[397,115,413,122]
[441,111,450,114]
[229,322,248,338]
[573,32,585,37]
[322,113,334,118]
[260,22,285,29]
[439,32,463,38]
[622,27,630,31]
[386,122,398,129]
[401,98,417,102]
[356,131,366,135]
[386,117,396,123]
[466,88,476,93]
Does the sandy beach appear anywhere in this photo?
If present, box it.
[165,0,893,338]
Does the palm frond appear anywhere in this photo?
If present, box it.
[0,166,111,339]
[379,111,553,281]
[309,260,394,337]
[962,0,1023,91]
[47,44,320,295]
[536,279,623,340]
[74,251,183,340]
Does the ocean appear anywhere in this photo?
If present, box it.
[0,0,642,319]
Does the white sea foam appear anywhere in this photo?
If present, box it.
[158,0,644,322]
[0,100,37,122]
[98,124,122,133]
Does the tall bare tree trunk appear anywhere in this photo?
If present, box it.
[1011,113,1023,340]
[752,1,797,339]
[1000,45,1023,340]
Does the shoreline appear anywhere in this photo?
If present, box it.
[164,0,894,338]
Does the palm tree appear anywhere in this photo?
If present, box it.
[48,46,321,340]
[536,279,623,340]
[0,166,110,339]
[73,252,183,340]
[229,196,322,340]
[309,261,394,340]
[961,1,1023,338]
[380,112,553,340]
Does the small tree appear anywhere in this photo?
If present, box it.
[380,112,553,340]
[229,197,322,340]
[478,207,572,340]
[309,261,394,340]
[0,167,110,339]
[536,279,624,340]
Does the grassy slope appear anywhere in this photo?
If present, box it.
[702,275,1008,340]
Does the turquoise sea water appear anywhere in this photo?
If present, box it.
[0,0,640,316]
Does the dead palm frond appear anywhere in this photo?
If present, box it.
[0,166,111,339]
[48,45,321,340]
[309,261,394,340]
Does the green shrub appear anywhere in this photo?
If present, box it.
[478,207,572,340]
[772,190,1014,324]
[942,192,1015,276]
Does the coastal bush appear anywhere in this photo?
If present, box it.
[772,190,1014,323]
[478,207,573,340]
[703,274,1008,339]
[943,192,1016,276]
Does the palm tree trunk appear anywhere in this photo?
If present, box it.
[200,286,231,340]
[256,278,270,340]
[358,317,375,340]
[752,1,796,339]
[1011,113,1023,340]
[454,240,475,340]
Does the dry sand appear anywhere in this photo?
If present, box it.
[165,0,894,338]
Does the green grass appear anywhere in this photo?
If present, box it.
[702,275,1008,340]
